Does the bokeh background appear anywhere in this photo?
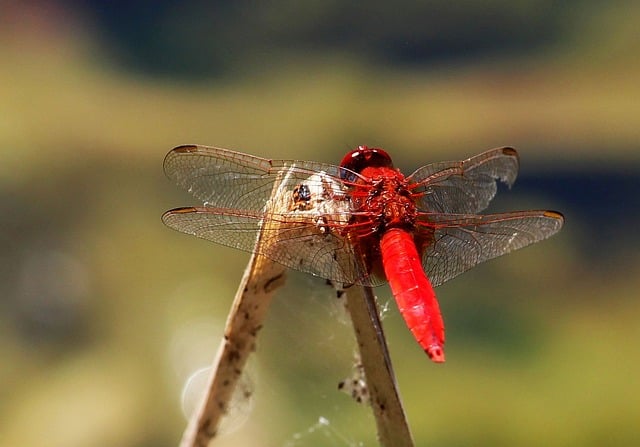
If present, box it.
[2,1,639,446]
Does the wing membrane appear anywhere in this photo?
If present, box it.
[162,207,377,286]
[408,147,520,214]
[418,210,564,286]
[164,144,346,211]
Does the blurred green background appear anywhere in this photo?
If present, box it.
[1,1,639,446]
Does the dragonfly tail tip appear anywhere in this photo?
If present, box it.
[426,345,446,363]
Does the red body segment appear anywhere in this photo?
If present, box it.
[380,228,445,362]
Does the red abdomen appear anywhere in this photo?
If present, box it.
[380,228,445,362]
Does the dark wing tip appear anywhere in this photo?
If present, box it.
[543,210,565,223]
[171,144,199,153]
[163,144,201,178]
[501,146,519,158]
[162,206,200,222]
[496,146,519,187]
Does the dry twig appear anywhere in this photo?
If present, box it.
[179,175,290,447]
[344,285,414,447]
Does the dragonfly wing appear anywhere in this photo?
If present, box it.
[162,207,373,286]
[407,147,520,214]
[164,145,344,211]
[163,207,266,253]
[417,210,564,287]
[263,214,377,286]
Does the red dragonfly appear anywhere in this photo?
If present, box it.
[163,145,563,363]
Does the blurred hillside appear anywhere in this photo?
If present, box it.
[84,0,570,77]
[1,1,639,447]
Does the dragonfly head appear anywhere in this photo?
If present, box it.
[339,146,394,181]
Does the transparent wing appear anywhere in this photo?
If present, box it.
[162,207,380,286]
[417,210,564,286]
[407,147,520,214]
[164,144,348,211]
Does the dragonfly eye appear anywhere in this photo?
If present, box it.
[339,146,394,178]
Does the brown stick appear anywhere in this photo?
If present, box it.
[344,285,415,447]
[179,254,285,447]
[179,175,290,447]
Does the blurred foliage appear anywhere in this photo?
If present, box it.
[82,0,568,78]
[1,1,639,447]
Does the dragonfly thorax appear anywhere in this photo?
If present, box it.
[349,166,417,235]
